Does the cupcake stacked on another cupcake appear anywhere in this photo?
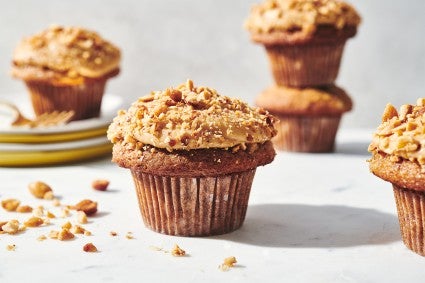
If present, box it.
[11,25,121,121]
[245,0,361,152]
[107,80,277,236]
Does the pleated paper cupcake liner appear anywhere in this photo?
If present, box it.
[25,80,106,121]
[131,169,256,236]
[272,115,341,152]
[265,41,346,87]
[393,184,425,256]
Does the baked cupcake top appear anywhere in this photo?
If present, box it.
[11,25,120,83]
[369,99,425,165]
[245,0,361,35]
[256,85,352,116]
[108,80,276,152]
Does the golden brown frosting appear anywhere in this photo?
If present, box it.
[368,99,425,165]
[107,80,277,152]
[11,25,120,82]
[245,0,361,35]
[256,85,352,116]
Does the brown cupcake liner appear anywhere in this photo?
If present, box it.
[393,184,425,256]
[265,41,346,87]
[25,80,107,121]
[130,169,256,236]
[272,115,341,152]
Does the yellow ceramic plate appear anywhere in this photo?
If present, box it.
[0,137,112,167]
[0,94,123,144]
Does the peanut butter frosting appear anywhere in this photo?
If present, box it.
[107,80,277,152]
[256,85,352,116]
[245,0,361,35]
[368,99,425,166]
[11,25,120,82]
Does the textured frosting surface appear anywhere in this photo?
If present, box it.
[108,80,276,151]
[256,85,352,116]
[368,99,425,165]
[12,25,120,81]
[245,0,361,35]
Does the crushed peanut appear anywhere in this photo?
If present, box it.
[61,221,72,230]
[52,198,61,207]
[72,199,98,216]
[61,208,70,218]
[58,228,74,241]
[49,230,59,239]
[83,243,98,253]
[2,220,20,234]
[1,199,21,212]
[219,256,237,271]
[70,225,85,234]
[6,244,16,251]
[46,211,56,218]
[43,191,54,200]
[28,181,52,199]
[125,232,134,239]
[37,235,47,241]
[16,205,33,213]
[92,179,109,191]
[77,211,88,224]
[24,217,44,227]
[171,244,186,257]
[110,231,118,237]
[84,230,92,236]
[32,206,44,217]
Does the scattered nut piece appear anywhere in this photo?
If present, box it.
[71,225,85,234]
[110,231,118,237]
[43,191,54,200]
[42,218,50,225]
[58,228,74,241]
[6,244,16,251]
[28,181,52,199]
[62,221,72,230]
[150,246,165,252]
[84,230,92,236]
[49,230,59,239]
[219,256,237,271]
[72,199,97,216]
[61,208,70,218]
[52,198,61,207]
[46,211,56,218]
[16,205,33,213]
[171,244,186,257]
[0,221,7,232]
[1,199,20,212]
[33,206,44,217]
[83,243,98,253]
[77,211,88,224]
[92,179,109,191]
[24,217,44,227]
[2,220,20,234]
[125,232,134,239]
[37,235,47,241]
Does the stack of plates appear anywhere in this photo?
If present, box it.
[0,94,123,167]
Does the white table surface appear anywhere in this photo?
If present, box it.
[0,129,424,282]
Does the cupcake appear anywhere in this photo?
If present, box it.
[11,25,121,121]
[245,0,361,87]
[107,80,277,236]
[256,84,352,152]
[369,99,425,256]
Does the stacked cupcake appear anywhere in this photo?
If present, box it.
[245,0,361,152]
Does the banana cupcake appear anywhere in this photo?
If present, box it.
[256,84,352,152]
[11,25,121,121]
[369,99,425,256]
[245,0,361,87]
[107,80,276,236]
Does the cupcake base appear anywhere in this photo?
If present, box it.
[265,41,346,87]
[25,80,107,121]
[131,169,256,236]
[393,184,425,256]
[272,115,341,152]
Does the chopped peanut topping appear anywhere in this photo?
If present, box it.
[37,235,47,241]
[61,221,72,230]
[2,220,20,234]
[43,191,54,200]
[46,211,56,218]
[58,228,74,241]
[16,205,33,213]
[72,199,97,216]
[77,211,88,224]
[110,231,118,237]
[6,244,16,251]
